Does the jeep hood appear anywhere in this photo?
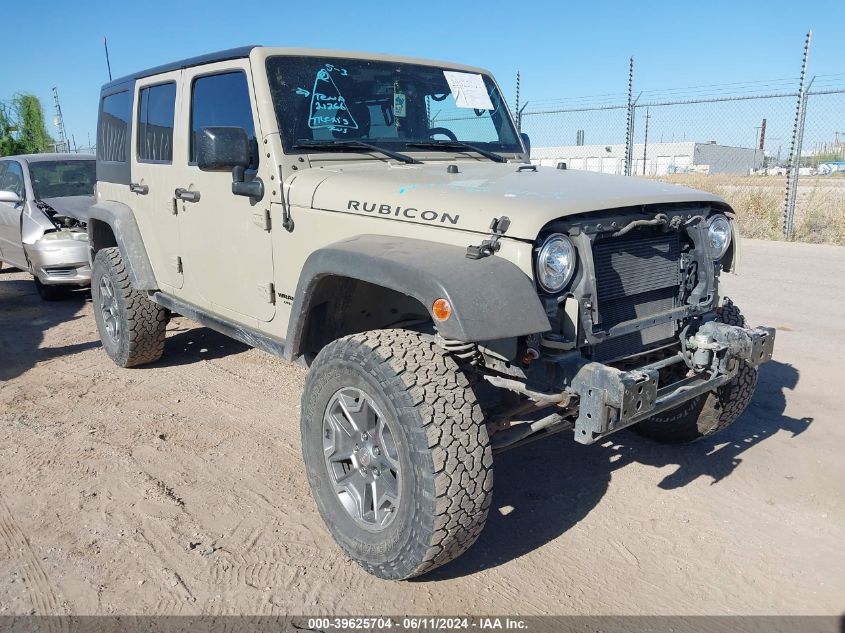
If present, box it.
[290,161,727,240]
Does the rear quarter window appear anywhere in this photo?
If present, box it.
[98,90,132,163]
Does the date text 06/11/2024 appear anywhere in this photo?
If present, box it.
[304,617,528,630]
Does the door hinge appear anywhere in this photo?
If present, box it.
[171,256,183,273]
[258,281,275,304]
[253,209,271,231]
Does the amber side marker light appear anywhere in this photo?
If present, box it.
[432,298,452,322]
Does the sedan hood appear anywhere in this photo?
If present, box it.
[291,161,726,240]
[41,195,95,223]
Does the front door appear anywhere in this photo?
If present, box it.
[131,71,184,289]
[0,160,27,268]
[175,61,275,322]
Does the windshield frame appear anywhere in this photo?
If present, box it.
[28,159,96,200]
[265,55,524,158]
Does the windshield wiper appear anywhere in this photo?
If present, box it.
[405,140,508,163]
[293,140,419,164]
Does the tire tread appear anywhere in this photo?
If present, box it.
[93,247,166,367]
[306,329,492,579]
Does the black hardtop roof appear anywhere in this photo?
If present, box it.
[101,45,260,92]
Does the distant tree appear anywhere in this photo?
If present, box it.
[0,102,22,156]
[0,94,54,156]
[13,94,53,154]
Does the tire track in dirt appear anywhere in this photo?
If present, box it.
[0,495,66,628]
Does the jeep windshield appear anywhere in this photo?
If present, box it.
[266,56,523,158]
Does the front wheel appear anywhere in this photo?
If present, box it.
[300,329,493,579]
[633,300,758,444]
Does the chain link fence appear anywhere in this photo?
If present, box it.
[518,44,845,245]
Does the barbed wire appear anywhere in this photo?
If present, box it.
[523,72,845,111]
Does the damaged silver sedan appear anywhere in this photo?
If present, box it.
[0,153,94,300]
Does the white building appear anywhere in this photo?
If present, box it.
[531,141,762,176]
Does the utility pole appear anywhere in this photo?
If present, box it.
[52,87,68,153]
[642,108,650,176]
[753,126,761,173]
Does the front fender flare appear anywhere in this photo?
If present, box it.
[87,200,158,290]
[285,235,550,360]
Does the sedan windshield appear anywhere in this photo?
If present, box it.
[266,56,522,156]
[29,160,96,199]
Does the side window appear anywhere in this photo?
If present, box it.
[0,161,25,199]
[98,90,132,163]
[137,82,177,163]
[190,71,257,168]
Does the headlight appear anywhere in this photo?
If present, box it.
[536,234,576,293]
[707,214,732,259]
[41,230,88,241]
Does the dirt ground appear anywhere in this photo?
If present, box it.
[1,239,843,616]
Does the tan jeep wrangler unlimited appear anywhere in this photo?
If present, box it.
[90,46,775,579]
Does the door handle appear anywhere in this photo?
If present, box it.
[175,188,201,202]
[129,182,149,195]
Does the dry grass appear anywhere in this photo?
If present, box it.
[654,173,845,245]
[791,179,845,244]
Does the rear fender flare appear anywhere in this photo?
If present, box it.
[87,200,158,290]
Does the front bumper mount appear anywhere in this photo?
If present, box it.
[569,323,775,444]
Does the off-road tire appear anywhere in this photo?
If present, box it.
[34,278,72,301]
[633,299,758,444]
[301,329,493,580]
[91,247,166,368]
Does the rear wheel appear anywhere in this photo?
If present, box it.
[34,278,72,301]
[633,300,758,444]
[301,329,493,579]
[91,247,166,367]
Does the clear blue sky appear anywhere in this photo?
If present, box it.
[2,0,843,151]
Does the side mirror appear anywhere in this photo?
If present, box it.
[0,190,22,205]
[520,132,531,159]
[196,126,263,200]
[196,126,250,171]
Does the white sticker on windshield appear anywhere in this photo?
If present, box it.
[443,71,494,110]
[393,90,407,118]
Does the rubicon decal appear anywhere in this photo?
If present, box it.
[347,200,460,225]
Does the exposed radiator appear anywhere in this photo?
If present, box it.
[590,229,681,362]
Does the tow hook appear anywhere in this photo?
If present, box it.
[686,321,776,373]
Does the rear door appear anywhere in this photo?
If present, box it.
[175,61,275,322]
[131,71,184,290]
[0,160,27,268]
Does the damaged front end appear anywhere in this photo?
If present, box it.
[24,198,91,285]
[466,204,775,451]
[568,319,774,443]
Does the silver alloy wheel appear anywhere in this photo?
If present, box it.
[98,275,120,342]
[322,387,401,531]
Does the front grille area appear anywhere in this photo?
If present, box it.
[44,267,77,277]
[590,230,681,362]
